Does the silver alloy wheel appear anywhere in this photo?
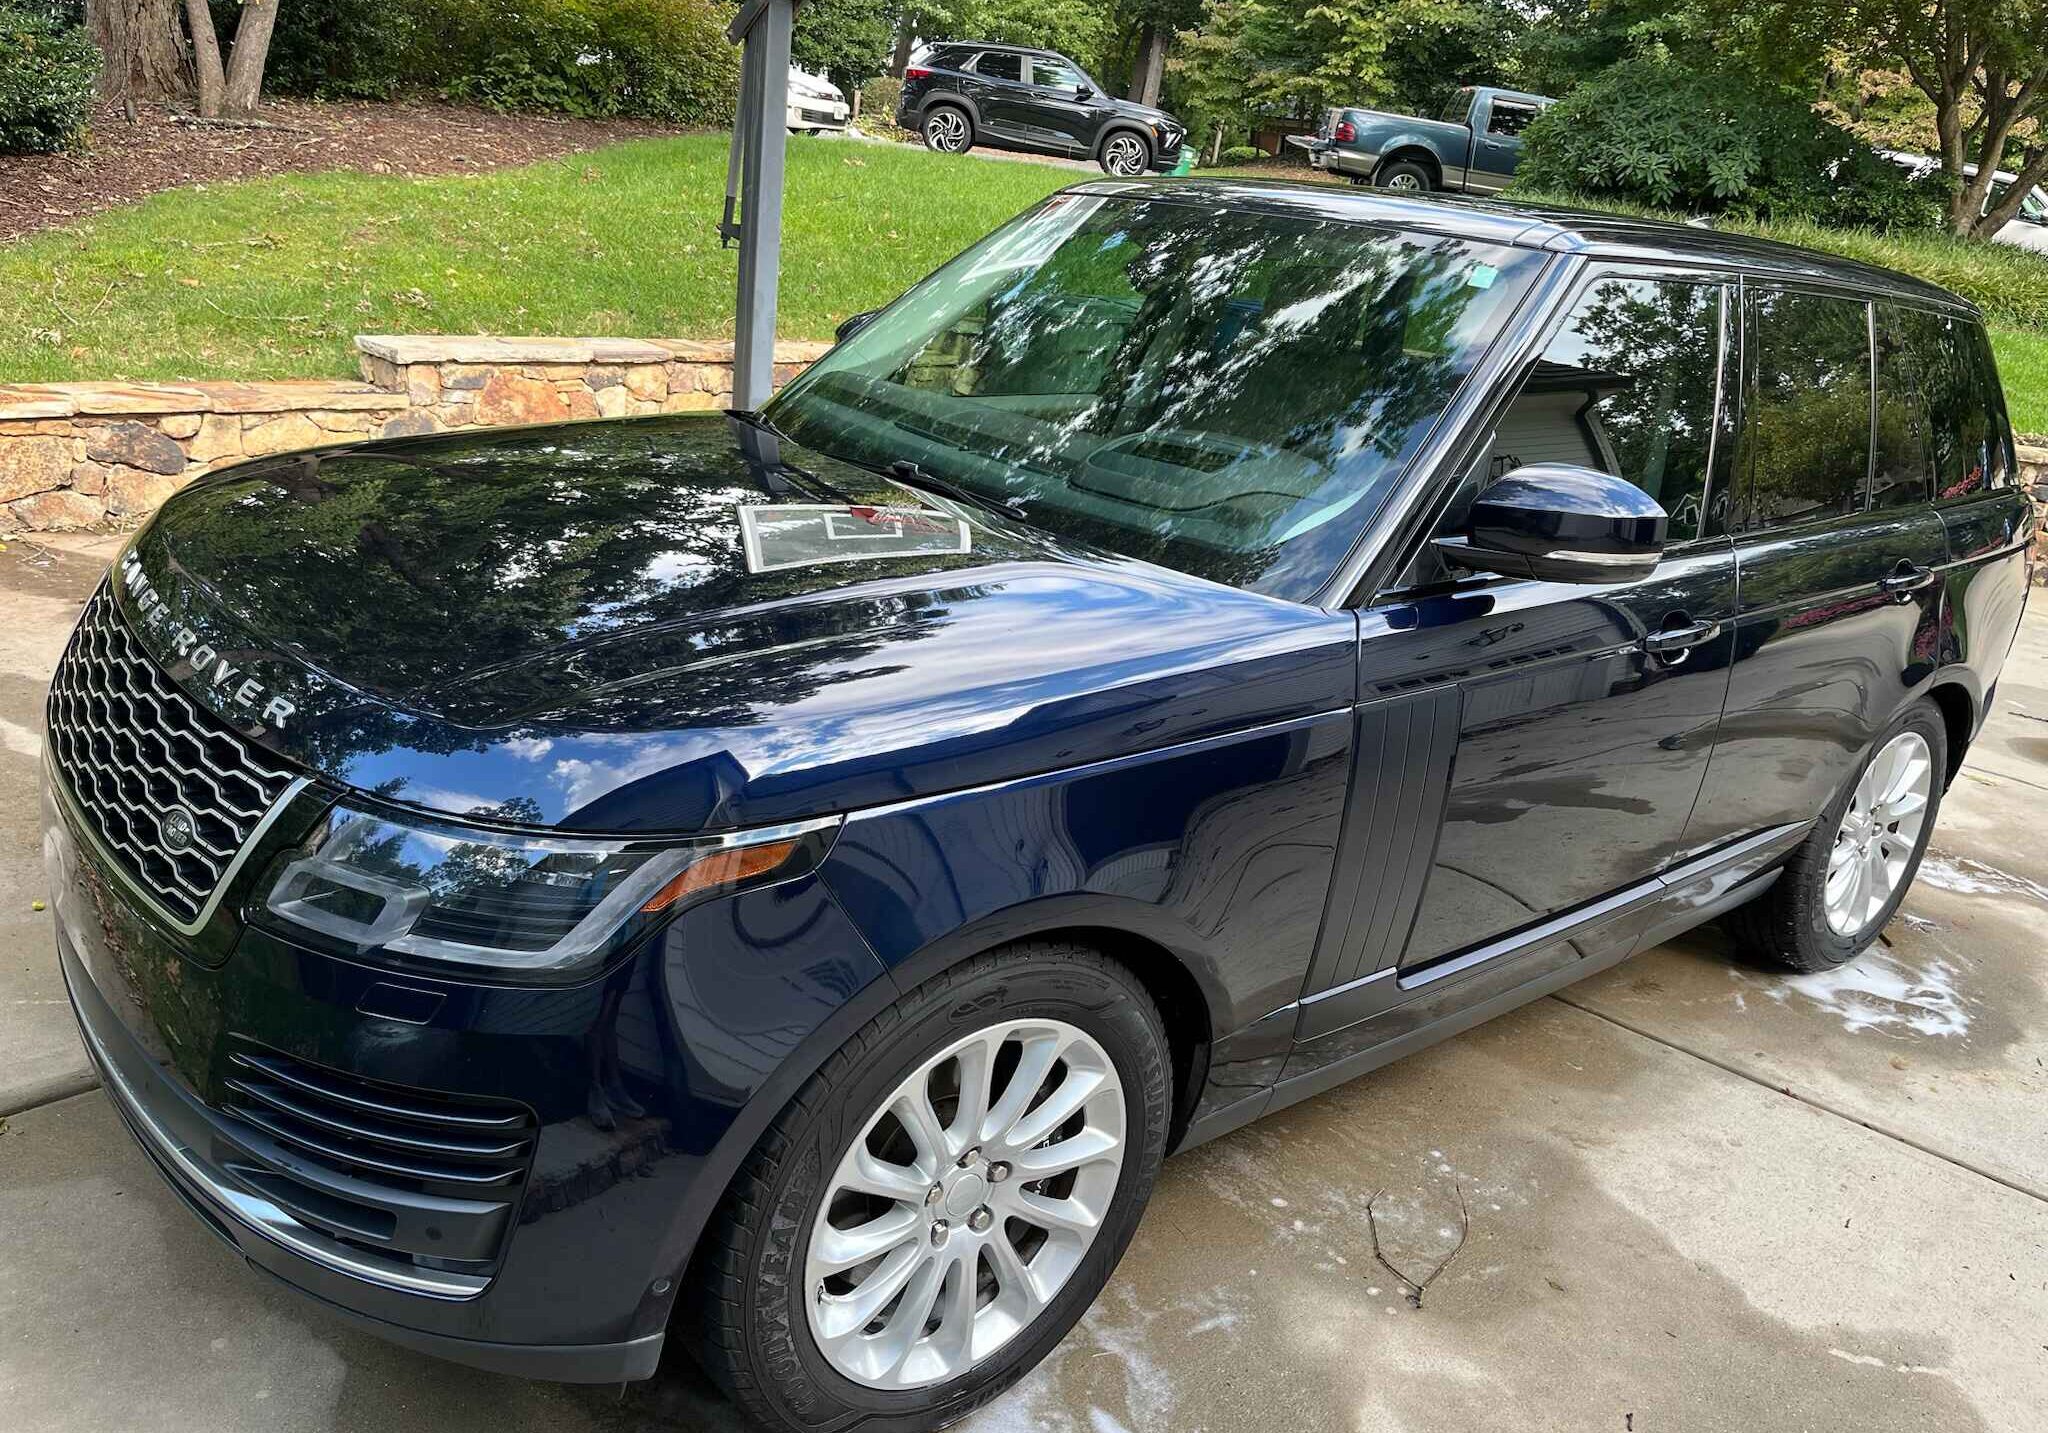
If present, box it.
[1102,134,1148,176]
[1825,729,1934,936]
[1381,170,1423,192]
[803,1018,1126,1390]
[925,110,969,152]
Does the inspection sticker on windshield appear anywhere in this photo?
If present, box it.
[737,504,972,574]
[1467,264,1499,290]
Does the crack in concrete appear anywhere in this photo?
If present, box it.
[1549,991,2048,1206]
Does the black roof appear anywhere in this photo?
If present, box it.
[1065,178,1977,315]
[928,40,1058,58]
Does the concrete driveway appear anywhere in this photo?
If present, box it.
[3,536,2043,1432]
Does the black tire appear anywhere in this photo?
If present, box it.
[685,941,1173,1433]
[1724,698,1947,973]
[920,105,973,155]
[1374,158,1434,193]
[1097,130,1152,176]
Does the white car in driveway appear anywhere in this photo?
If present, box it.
[788,68,851,134]
[1882,151,2048,253]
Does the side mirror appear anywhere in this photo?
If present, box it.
[1433,464,1666,584]
[835,309,880,343]
[1076,84,1094,100]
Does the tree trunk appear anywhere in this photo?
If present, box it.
[1209,121,1223,165]
[1130,24,1167,107]
[183,0,225,118]
[891,24,916,78]
[88,0,190,103]
[221,0,279,115]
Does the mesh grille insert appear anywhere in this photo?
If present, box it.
[46,583,299,924]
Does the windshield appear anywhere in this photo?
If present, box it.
[768,194,1542,600]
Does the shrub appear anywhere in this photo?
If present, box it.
[1517,59,1939,232]
[259,0,740,124]
[1217,145,1262,165]
[0,2,99,154]
[861,75,902,120]
[255,0,420,101]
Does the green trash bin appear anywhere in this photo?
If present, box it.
[1169,145,1196,176]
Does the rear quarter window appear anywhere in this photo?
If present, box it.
[1906,308,2007,501]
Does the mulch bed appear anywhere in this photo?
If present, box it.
[0,98,683,242]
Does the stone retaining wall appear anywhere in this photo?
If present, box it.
[2023,442,2048,584]
[0,336,830,533]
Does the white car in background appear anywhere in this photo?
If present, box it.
[788,68,851,134]
[1882,151,2048,253]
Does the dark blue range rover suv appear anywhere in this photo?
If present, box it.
[46,182,2031,1432]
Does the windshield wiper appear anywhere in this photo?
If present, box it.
[885,459,1029,522]
[724,407,857,504]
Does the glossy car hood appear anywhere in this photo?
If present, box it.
[1108,97,1177,128]
[121,415,1355,834]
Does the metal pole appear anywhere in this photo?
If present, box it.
[727,0,794,411]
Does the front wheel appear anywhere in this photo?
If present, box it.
[1725,699,1946,972]
[687,942,1172,1432]
[1099,132,1151,176]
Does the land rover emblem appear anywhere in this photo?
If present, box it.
[160,806,197,854]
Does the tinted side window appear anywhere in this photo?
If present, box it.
[1736,288,1872,531]
[1967,322,2014,492]
[974,52,1023,82]
[1486,277,1726,544]
[1031,59,1084,90]
[1872,305,1935,509]
[1906,307,2000,501]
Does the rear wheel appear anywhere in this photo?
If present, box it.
[1725,699,1946,972]
[687,942,1172,1432]
[1099,132,1151,176]
[922,106,972,155]
[1375,158,1433,193]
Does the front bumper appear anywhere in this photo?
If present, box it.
[57,925,664,1381]
[788,97,849,130]
[43,754,891,1383]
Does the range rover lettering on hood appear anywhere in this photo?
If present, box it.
[120,551,297,730]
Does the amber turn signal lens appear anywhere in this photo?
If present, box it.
[638,839,802,913]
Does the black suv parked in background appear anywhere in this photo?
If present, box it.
[899,43,1185,175]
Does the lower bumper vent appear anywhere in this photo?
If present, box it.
[217,1045,537,1280]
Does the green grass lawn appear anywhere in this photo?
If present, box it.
[0,135,1073,384]
[1990,329,2048,438]
[6,137,2044,435]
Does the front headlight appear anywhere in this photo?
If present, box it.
[251,802,837,980]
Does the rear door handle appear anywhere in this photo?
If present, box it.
[1643,618,1721,658]
[1879,563,1938,602]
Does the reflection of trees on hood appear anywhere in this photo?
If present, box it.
[146,418,1003,769]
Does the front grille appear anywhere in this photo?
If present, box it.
[46,584,298,924]
[219,1046,537,1274]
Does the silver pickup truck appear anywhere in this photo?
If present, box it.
[1290,85,1555,193]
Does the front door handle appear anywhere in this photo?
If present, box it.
[1879,562,1938,602]
[1643,617,1721,661]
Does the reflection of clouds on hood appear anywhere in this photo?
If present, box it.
[390,785,508,818]
[503,735,555,761]
[552,739,706,812]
